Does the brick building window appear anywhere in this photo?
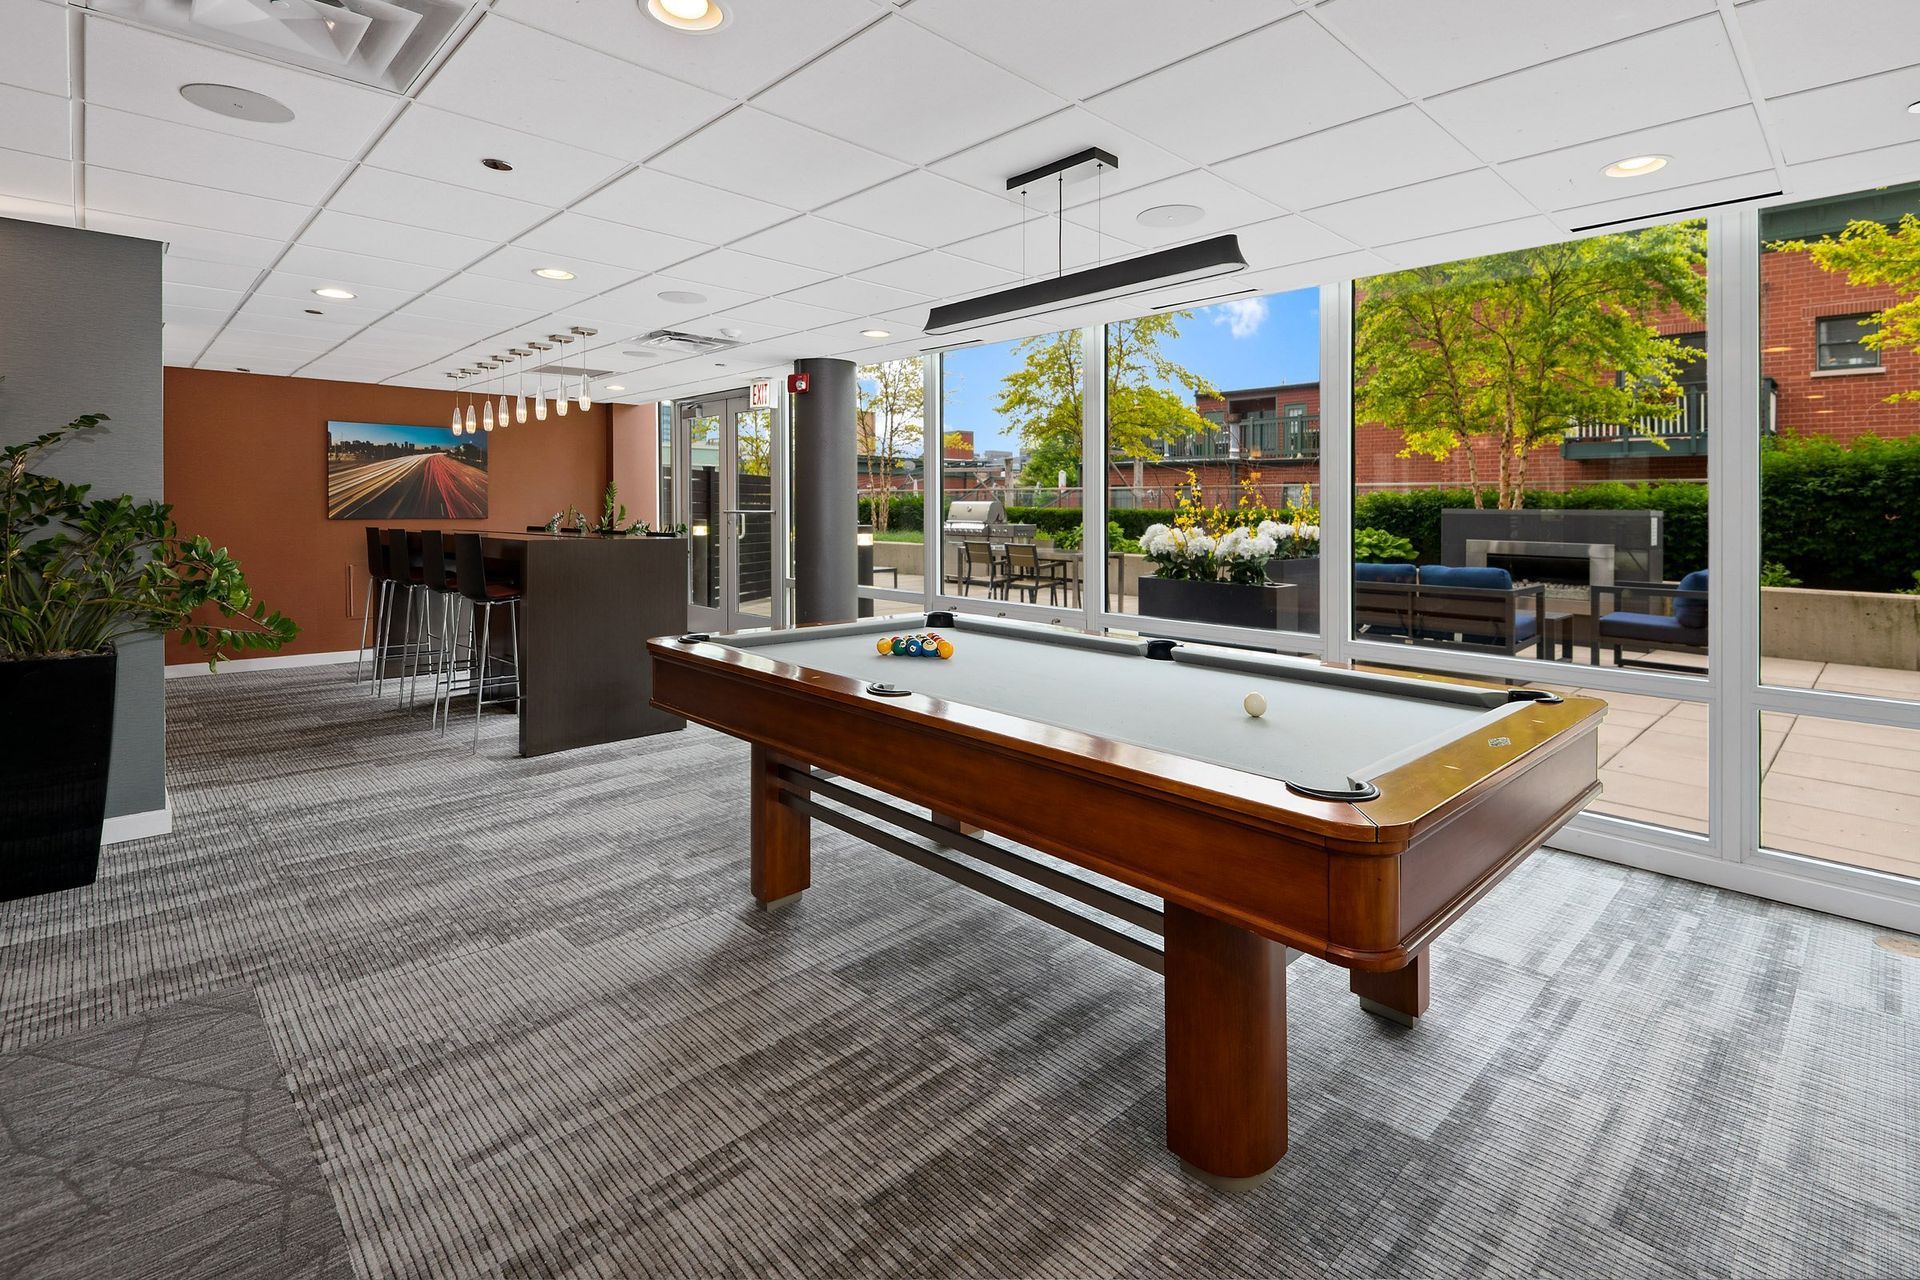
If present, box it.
[1816,313,1881,370]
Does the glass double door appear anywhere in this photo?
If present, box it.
[677,392,783,634]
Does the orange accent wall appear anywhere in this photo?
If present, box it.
[163,367,611,665]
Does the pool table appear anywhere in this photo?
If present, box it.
[648,612,1604,1186]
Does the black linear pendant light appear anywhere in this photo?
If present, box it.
[923,148,1247,337]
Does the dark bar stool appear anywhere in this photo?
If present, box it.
[355,526,393,690]
[411,530,459,713]
[378,528,432,700]
[446,533,522,750]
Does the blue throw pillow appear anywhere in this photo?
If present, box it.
[1674,570,1709,630]
[1355,562,1417,584]
[1420,564,1514,591]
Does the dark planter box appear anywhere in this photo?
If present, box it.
[1138,575,1297,631]
[1,649,116,901]
[1264,556,1320,633]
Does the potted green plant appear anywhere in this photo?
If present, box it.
[2,413,296,900]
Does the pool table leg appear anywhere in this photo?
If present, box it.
[1163,903,1288,1188]
[750,746,810,909]
[1351,951,1430,1026]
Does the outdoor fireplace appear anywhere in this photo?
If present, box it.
[1470,540,1616,587]
[1442,509,1666,586]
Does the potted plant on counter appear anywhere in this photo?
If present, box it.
[2,413,297,901]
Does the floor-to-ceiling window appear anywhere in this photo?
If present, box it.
[1754,186,1920,883]
[1099,289,1323,644]
[852,357,928,619]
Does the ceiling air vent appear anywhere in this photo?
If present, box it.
[626,330,744,357]
[91,0,475,93]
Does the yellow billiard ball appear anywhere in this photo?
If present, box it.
[1244,692,1267,718]
[936,640,954,659]
[876,636,893,655]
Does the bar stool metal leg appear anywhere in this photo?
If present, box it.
[472,601,492,752]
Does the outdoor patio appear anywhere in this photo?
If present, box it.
[866,575,1920,880]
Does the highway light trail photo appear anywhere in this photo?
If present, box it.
[326,421,488,520]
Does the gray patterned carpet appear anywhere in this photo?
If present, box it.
[2,665,1918,1279]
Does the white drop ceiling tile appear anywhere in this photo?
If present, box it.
[1228,215,1361,271]
[707,295,858,332]
[164,301,237,328]
[465,244,639,295]
[1498,107,1775,211]
[1769,64,1920,165]
[300,208,492,270]
[1084,171,1285,246]
[2,84,69,160]
[371,309,500,343]
[1215,107,1479,213]
[162,281,245,313]
[81,16,397,160]
[330,165,548,244]
[573,166,796,243]
[84,211,287,268]
[903,0,1284,100]
[1087,15,1402,166]
[1375,215,1570,270]
[1424,16,1751,163]
[163,257,261,291]
[816,171,1017,247]
[0,147,70,205]
[930,108,1190,207]
[425,270,599,314]
[1317,0,1717,100]
[610,272,758,319]
[1,0,67,95]
[730,217,918,276]
[495,0,881,100]
[651,108,908,211]
[1736,0,1920,98]
[276,243,449,293]
[513,212,705,275]
[669,247,830,295]
[1551,169,1777,232]
[853,251,1017,299]
[225,306,362,340]
[779,275,928,316]
[663,314,787,346]
[1306,168,1537,246]
[943,217,1136,274]
[87,167,309,239]
[416,15,730,162]
[755,18,1063,166]
[398,292,542,328]
[0,193,74,227]
[1783,138,1920,201]
[86,107,348,206]
[365,103,625,204]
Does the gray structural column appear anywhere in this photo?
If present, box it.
[791,358,857,625]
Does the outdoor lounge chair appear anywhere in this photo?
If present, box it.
[1414,565,1549,658]
[1591,570,1709,671]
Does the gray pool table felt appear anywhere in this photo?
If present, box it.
[727,622,1508,794]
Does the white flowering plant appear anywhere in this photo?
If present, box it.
[1140,472,1320,584]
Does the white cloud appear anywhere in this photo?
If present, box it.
[1213,296,1269,339]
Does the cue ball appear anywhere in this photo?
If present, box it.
[1244,692,1267,718]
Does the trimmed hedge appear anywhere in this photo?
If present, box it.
[1761,434,1920,592]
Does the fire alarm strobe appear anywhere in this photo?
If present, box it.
[788,372,811,394]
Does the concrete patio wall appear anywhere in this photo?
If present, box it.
[1762,587,1920,669]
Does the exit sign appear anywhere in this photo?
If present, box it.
[749,379,777,409]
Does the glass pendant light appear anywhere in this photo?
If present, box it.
[534,358,548,421]
[483,395,495,431]
[514,350,528,424]
[572,325,594,409]
[465,391,477,434]
[551,332,570,416]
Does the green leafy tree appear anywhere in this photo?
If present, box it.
[857,358,925,531]
[1774,214,1920,403]
[1354,223,1707,509]
[995,315,1216,486]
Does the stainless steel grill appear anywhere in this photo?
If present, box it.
[943,499,1036,541]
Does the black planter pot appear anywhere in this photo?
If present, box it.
[1263,556,1321,633]
[1,649,116,901]
[1137,575,1296,631]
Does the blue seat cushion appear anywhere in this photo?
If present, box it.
[1356,561,1417,584]
[1445,611,1539,648]
[1598,611,1709,648]
[1674,569,1709,629]
[1420,564,1514,590]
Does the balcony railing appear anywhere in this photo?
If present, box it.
[1156,413,1321,463]
[1561,382,1776,459]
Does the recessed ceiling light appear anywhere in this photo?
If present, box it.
[860,329,891,339]
[179,83,294,125]
[481,157,514,171]
[644,0,729,33]
[1137,204,1204,228]
[1908,99,1920,114]
[659,289,707,305]
[1602,154,1670,178]
[605,384,626,392]
[305,308,323,315]
[534,267,576,281]
[313,286,355,300]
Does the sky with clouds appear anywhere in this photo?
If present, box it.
[939,286,1322,457]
